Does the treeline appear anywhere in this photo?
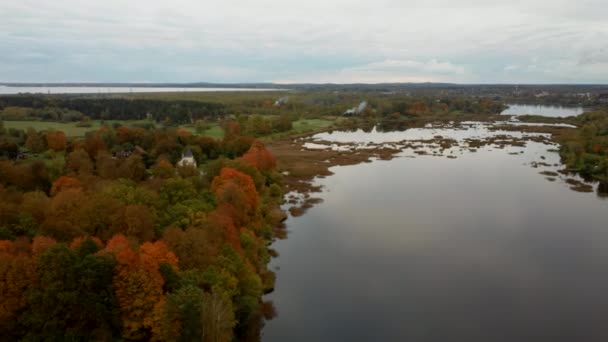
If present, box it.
[559,109,608,182]
[504,94,599,107]
[0,121,283,341]
[0,95,227,123]
[377,96,507,116]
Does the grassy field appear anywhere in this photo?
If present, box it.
[180,124,225,139]
[4,119,229,140]
[2,117,335,141]
[200,125,224,139]
[292,118,335,133]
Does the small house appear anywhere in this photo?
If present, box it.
[178,149,197,168]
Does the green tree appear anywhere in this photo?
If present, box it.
[22,242,120,340]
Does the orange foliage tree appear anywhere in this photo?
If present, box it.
[50,176,82,196]
[152,159,175,179]
[105,236,178,340]
[240,141,276,172]
[0,240,36,329]
[410,101,427,116]
[211,168,259,227]
[95,151,119,179]
[31,236,57,256]
[67,149,94,175]
[222,120,242,141]
[208,206,242,253]
[20,191,50,223]
[84,134,107,158]
[70,236,103,250]
[45,131,67,152]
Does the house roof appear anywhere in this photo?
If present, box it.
[182,149,193,158]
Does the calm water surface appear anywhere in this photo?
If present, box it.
[0,86,281,94]
[502,104,584,117]
[264,126,608,342]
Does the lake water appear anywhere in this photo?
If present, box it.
[264,125,608,342]
[0,85,281,94]
[502,104,584,117]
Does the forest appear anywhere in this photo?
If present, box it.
[0,91,509,124]
[0,120,283,341]
[558,109,608,182]
[0,95,227,123]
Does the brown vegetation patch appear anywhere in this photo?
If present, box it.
[565,178,594,193]
[488,124,576,140]
[531,161,553,168]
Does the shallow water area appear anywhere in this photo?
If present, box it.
[264,123,608,342]
[501,104,584,117]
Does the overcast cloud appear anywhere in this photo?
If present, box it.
[1,0,607,83]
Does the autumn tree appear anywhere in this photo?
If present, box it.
[96,150,119,179]
[25,128,46,153]
[207,208,242,253]
[240,141,276,172]
[70,235,103,250]
[31,235,57,256]
[107,237,178,340]
[83,133,107,158]
[110,204,156,242]
[152,158,175,179]
[42,191,120,241]
[41,190,88,240]
[222,120,242,141]
[0,240,36,336]
[116,154,147,181]
[50,176,82,195]
[409,101,427,116]
[102,179,158,207]
[152,130,180,163]
[163,225,223,270]
[45,131,67,152]
[197,136,221,160]
[211,168,259,227]
[67,149,94,176]
[19,191,50,224]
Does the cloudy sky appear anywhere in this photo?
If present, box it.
[1,0,607,83]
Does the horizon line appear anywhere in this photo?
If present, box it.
[2,82,608,86]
